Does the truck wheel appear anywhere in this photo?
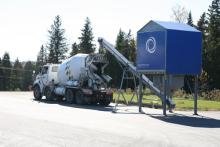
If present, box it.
[33,85,42,100]
[65,89,74,104]
[99,96,111,106]
[45,87,54,101]
[75,90,84,105]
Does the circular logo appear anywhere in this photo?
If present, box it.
[146,37,156,54]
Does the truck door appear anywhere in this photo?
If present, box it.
[41,66,49,85]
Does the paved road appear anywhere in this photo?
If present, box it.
[0,92,220,147]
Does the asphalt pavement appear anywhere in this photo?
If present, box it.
[0,92,220,147]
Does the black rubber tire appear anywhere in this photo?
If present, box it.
[99,96,111,106]
[65,89,74,104]
[75,90,84,105]
[33,85,42,100]
[45,87,54,101]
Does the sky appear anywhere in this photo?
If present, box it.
[0,0,213,61]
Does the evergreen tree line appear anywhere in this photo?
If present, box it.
[186,0,220,91]
[0,53,34,91]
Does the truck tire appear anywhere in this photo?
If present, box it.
[75,90,84,105]
[33,85,42,100]
[45,87,54,101]
[65,89,74,104]
[99,96,111,106]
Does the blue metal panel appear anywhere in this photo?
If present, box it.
[138,21,165,33]
[154,21,200,32]
[166,30,202,75]
[137,31,166,72]
[136,20,202,75]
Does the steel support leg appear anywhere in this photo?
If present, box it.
[194,75,198,115]
[163,75,167,116]
[138,74,143,113]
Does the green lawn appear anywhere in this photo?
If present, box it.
[113,92,220,111]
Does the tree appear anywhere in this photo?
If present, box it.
[197,12,209,91]
[187,11,194,26]
[171,4,188,23]
[103,29,137,89]
[47,15,68,63]
[22,61,34,91]
[184,11,195,93]
[197,12,208,60]
[37,45,47,65]
[12,58,23,90]
[115,29,126,52]
[1,52,12,90]
[206,0,220,88]
[129,38,136,63]
[36,45,47,73]
[70,42,79,56]
[78,17,96,54]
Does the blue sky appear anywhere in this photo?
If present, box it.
[0,0,213,61]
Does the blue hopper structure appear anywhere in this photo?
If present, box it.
[137,20,202,75]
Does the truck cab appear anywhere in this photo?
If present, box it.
[33,64,59,100]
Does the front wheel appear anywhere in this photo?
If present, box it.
[33,85,42,100]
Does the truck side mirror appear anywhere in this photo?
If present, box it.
[39,67,42,74]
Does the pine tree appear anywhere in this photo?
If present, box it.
[22,61,34,91]
[129,38,136,63]
[197,12,209,91]
[104,29,137,88]
[12,58,23,90]
[197,12,208,56]
[1,52,12,90]
[47,15,68,63]
[116,29,127,57]
[70,42,79,56]
[184,11,195,93]
[206,0,220,88]
[36,45,47,72]
[187,11,194,26]
[37,45,47,64]
[78,17,96,54]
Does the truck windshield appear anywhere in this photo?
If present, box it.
[42,66,48,74]
[52,66,58,72]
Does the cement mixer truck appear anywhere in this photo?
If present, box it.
[33,53,113,106]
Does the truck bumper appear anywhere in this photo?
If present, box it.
[93,90,113,102]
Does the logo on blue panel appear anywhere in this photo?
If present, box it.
[146,37,156,54]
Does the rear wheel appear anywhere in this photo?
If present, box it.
[45,87,54,101]
[33,85,42,100]
[75,90,84,105]
[65,89,74,104]
[99,96,111,106]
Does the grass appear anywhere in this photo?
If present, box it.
[113,92,220,111]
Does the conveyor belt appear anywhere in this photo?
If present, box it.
[98,37,163,99]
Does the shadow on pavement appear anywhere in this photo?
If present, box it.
[33,99,113,112]
[146,112,220,128]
